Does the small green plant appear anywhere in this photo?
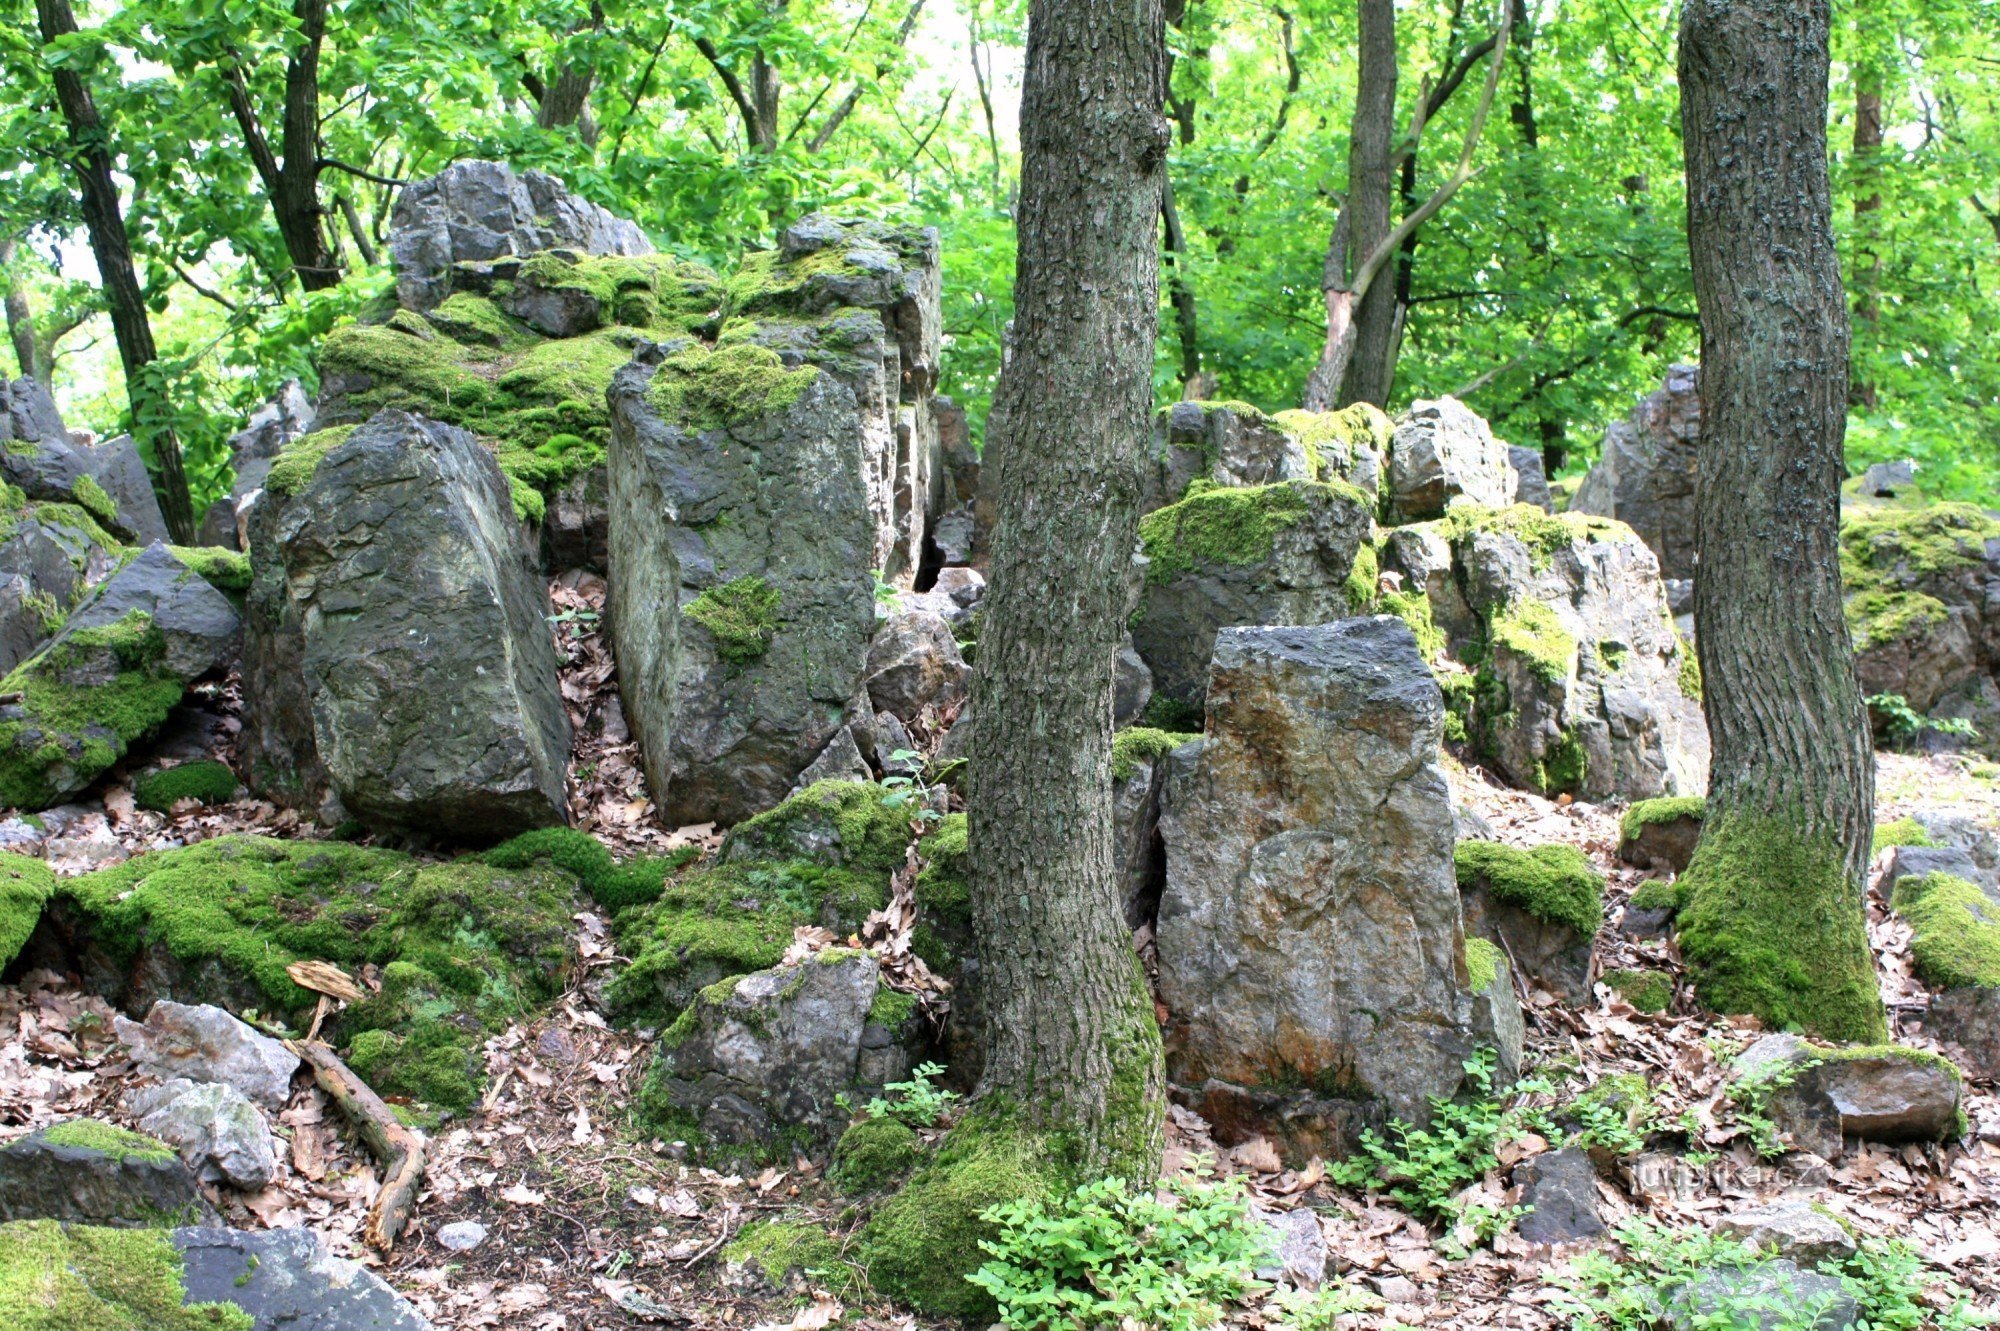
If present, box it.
[968,1168,1271,1331]
[879,751,944,825]
[1868,692,1981,749]
[865,1061,959,1127]
[1567,1077,1656,1158]
[873,569,902,612]
[1728,1054,1821,1161]
[1266,1282,1381,1328]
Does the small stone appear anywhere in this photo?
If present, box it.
[437,1219,488,1252]
[1514,1146,1606,1244]
[1713,1201,1857,1265]
[125,1078,279,1190]
[116,1000,300,1111]
[1252,1206,1327,1289]
[863,611,970,722]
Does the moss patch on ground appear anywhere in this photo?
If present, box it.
[1605,968,1674,1014]
[1676,812,1886,1043]
[0,1220,254,1328]
[0,851,55,969]
[134,761,239,812]
[483,826,694,914]
[1891,871,2000,990]
[722,780,916,876]
[1137,479,1369,585]
[1110,727,1200,783]
[1620,796,1706,846]
[833,1116,921,1193]
[1454,840,1605,936]
[682,576,782,665]
[57,836,581,1112]
[36,1118,176,1165]
[0,610,187,812]
[1872,816,1936,853]
[724,1218,851,1292]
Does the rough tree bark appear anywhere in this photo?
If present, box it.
[1675,0,1884,1042]
[962,0,1169,1168]
[35,0,197,542]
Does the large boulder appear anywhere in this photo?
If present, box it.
[0,1119,214,1226]
[0,500,123,674]
[1382,504,1708,801]
[389,159,652,313]
[174,1226,437,1329]
[1132,479,1374,718]
[1891,871,2000,1076]
[1730,1034,1965,1158]
[607,218,943,824]
[0,543,240,810]
[1569,364,1701,579]
[0,377,169,545]
[1841,503,2000,754]
[239,410,570,839]
[1384,397,1518,523]
[1141,401,1388,515]
[1155,619,1478,1162]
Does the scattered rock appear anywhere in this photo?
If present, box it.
[1455,841,1603,1005]
[436,1219,488,1252]
[864,612,969,721]
[1384,396,1518,522]
[1731,1034,1965,1158]
[114,1000,300,1112]
[1514,1147,1606,1244]
[240,410,571,838]
[1156,619,1476,1161]
[1618,796,1705,874]
[1882,843,1993,894]
[1510,445,1553,511]
[0,379,170,543]
[173,1225,437,1329]
[1926,987,2000,1080]
[1855,459,1917,500]
[1662,1260,1857,1331]
[1465,938,1524,1083]
[0,1119,215,1226]
[125,1078,280,1190]
[1569,364,1701,579]
[790,727,873,794]
[1712,1201,1857,1265]
[1253,1205,1328,1289]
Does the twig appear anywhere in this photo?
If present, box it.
[677,1207,738,1265]
[288,1038,427,1250]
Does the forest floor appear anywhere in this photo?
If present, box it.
[4,627,1999,1328]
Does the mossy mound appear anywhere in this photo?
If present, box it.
[607,858,888,1022]
[53,836,582,1112]
[0,610,186,812]
[482,826,694,914]
[163,547,252,598]
[1891,872,2000,990]
[646,344,819,433]
[0,851,55,969]
[724,1218,851,1292]
[1841,503,2000,650]
[721,781,917,876]
[1109,727,1200,783]
[1137,479,1371,585]
[1676,813,1887,1043]
[35,1118,176,1165]
[134,761,239,812]
[833,1115,922,1192]
[0,1220,253,1328]
[1620,796,1706,845]
[683,576,782,664]
[912,813,970,971]
[1453,841,1605,937]
[1605,968,1674,1014]
[1872,816,1936,853]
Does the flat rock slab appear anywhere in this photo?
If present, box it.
[116,1000,300,1111]
[0,1119,215,1226]
[174,1226,435,1329]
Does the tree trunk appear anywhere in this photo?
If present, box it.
[224,0,341,291]
[1,239,42,381]
[962,0,1168,1172]
[1162,179,1201,391]
[1850,60,1884,409]
[35,0,197,543]
[1301,0,1394,410]
[535,2,605,144]
[1675,0,1883,1043]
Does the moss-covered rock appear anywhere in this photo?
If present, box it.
[1872,816,1936,853]
[0,850,54,969]
[0,1220,253,1328]
[45,836,581,1112]
[1677,814,1886,1043]
[1618,795,1706,873]
[832,1115,922,1193]
[721,780,915,876]
[1109,726,1200,783]
[1605,968,1674,1014]
[133,760,239,813]
[723,1218,849,1291]
[682,576,782,665]
[1455,841,1604,1005]
[1892,872,2000,991]
[163,546,251,598]
[482,825,692,913]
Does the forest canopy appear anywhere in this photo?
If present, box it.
[1,0,1995,510]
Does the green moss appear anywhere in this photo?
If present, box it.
[1137,480,1367,585]
[1840,503,2000,649]
[1345,540,1381,610]
[1676,812,1886,1043]
[1464,936,1503,993]
[608,859,887,1021]
[860,1112,1062,1321]
[0,611,186,812]
[1137,694,1204,733]
[263,426,356,498]
[724,1219,850,1290]
[1109,727,1199,783]
[1675,637,1702,700]
[164,546,252,597]
[1537,730,1590,798]
[1454,841,1605,936]
[0,1220,254,1327]
[647,343,818,433]
[516,253,722,333]
[482,826,691,914]
[69,473,117,527]
[427,292,524,348]
[682,576,782,664]
[1273,402,1391,481]
[1892,872,2000,990]
[133,761,239,812]
[1620,796,1706,846]
[913,814,970,972]
[58,836,581,1111]
[833,1116,921,1192]
[1605,968,1674,1014]
[1380,588,1446,661]
[0,850,54,969]
[1490,599,1577,687]
[725,240,890,320]
[723,779,915,876]
[1437,503,1627,569]
[1627,878,1691,916]
[36,1118,175,1165]
[1872,816,1936,853]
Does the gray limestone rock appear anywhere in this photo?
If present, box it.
[864,611,969,722]
[0,1119,215,1226]
[1730,1034,1965,1158]
[1510,445,1553,511]
[125,1078,278,1190]
[1385,397,1519,523]
[1570,364,1701,579]
[1712,1201,1857,1265]
[114,1001,299,1112]
[173,1225,436,1329]
[1514,1147,1605,1244]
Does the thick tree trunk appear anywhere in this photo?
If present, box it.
[35,0,197,543]
[1301,0,1393,410]
[535,2,605,144]
[1676,0,1883,1042]
[963,0,1168,1172]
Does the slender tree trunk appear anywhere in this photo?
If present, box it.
[1676,0,1883,1042]
[1,239,42,381]
[1850,61,1884,409]
[337,195,379,267]
[1162,180,1200,392]
[963,0,1168,1171]
[535,2,605,144]
[224,0,341,291]
[36,0,197,542]
[1302,0,1393,410]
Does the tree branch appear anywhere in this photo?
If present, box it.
[317,157,407,188]
[693,36,761,146]
[806,0,927,152]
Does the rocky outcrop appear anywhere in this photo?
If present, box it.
[0,1119,215,1226]
[0,544,240,810]
[201,380,315,548]
[0,378,169,545]
[1730,1034,1964,1158]
[1141,401,1388,515]
[240,410,570,838]
[1381,504,1708,801]
[1156,619,1477,1162]
[1569,364,1701,579]
[1132,479,1374,717]
[390,159,653,313]
[1384,397,1518,523]
[0,501,122,674]
[607,217,942,824]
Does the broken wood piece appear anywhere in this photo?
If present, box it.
[288,1036,427,1250]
